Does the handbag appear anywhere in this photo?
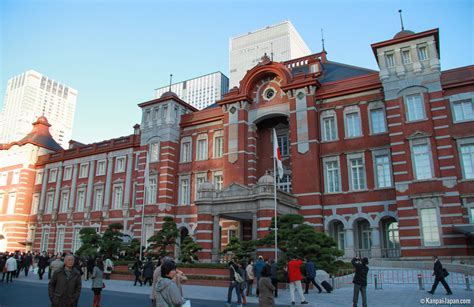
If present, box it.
[2,266,7,273]
[102,282,106,288]
[182,300,191,307]
[106,266,112,271]
[231,266,244,283]
[442,268,449,277]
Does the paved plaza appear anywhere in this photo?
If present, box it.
[1,268,473,307]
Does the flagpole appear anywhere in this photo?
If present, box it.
[139,152,148,261]
[273,147,278,263]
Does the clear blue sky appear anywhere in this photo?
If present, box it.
[1,0,473,144]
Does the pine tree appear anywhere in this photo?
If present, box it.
[147,217,179,258]
[76,227,101,257]
[178,236,202,263]
[223,236,257,263]
[100,223,124,258]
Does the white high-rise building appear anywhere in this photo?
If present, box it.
[0,70,77,148]
[155,72,229,110]
[229,20,311,87]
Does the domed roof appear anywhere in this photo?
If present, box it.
[160,91,178,99]
[258,174,274,184]
[393,29,415,39]
[34,115,51,126]
[14,115,62,152]
[198,181,215,191]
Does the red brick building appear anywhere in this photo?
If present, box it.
[1,27,473,262]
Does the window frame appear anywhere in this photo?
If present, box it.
[368,101,387,135]
[320,110,338,142]
[180,137,192,163]
[372,149,393,189]
[63,166,72,181]
[385,51,395,68]
[78,163,89,179]
[323,156,341,193]
[147,176,157,204]
[213,171,224,191]
[417,44,428,61]
[112,184,123,209]
[76,188,86,212]
[35,171,44,185]
[213,130,224,158]
[31,193,40,215]
[457,137,474,180]
[343,106,362,139]
[347,152,367,191]
[115,156,126,173]
[196,134,208,161]
[49,168,58,183]
[150,142,160,162]
[410,138,434,180]
[178,176,190,205]
[96,160,106,176]
[401,48,411,65]
[93,186,104,211]
[59,190,69,213]
[419,207,441,247]
[451,99,474,123]
[404,93,426,122]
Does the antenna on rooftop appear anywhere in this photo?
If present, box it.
[321,28,326,52]
[270,43,274,61]
[169,74,173,92]
[398,9,405,31]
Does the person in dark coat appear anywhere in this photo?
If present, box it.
[226,261,242,307]
[48,254,82,307]
[0,254,6,282]
[352,257,369,307]
[269,259,278,298]
[428,256,453,295]
[132,257,143,286]
[142,257,154,286]
[258,264,275,307]
[23,252,33,277]
[87,256,95,280]
[304,257,322,294]
[38,252,49,280]
[254,256,265,296]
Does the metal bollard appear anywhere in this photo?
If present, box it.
[374,274,378,290]
[331,276,335,289]
[418,273,424,290]
[465,274,472,291]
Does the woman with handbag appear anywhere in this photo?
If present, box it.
[91,257,105,307]
[103,257,113,280]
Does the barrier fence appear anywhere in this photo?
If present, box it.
[332,269,474,291]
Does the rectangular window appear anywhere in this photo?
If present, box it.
[277,134,290,157]
[35,171,43,185]
[63,167,72,181]
[277,174,292,193]
[79,163,89,178]
[181,141,191,163]
[31,194,39,214]
[7,192,16,214]
[60,191,69,213]
[41,229,50,252]
[115,157,126,173]
[112,185,123,209]
[76,190,85,211]
[412,141,433,180]
[150,143,160,162]
[385,52,395,67]
[213,131,224,158]
[45,192,54,213]
[49,169,57,183]
[147,177,157,204]
[460,143,474,179]
[72,228,82,252]
[214,172,223,190]
[349,156,366,191]
[374,154,392,188]
[93,187,104,211]
[197,135,208,161]
[405,94,425,121]
[370,108,386,134]
[418,45,428,61]
[96,160,106,176]
[0,173,7,186]
[195,173,207,199]
[179,178,190,205]
[161,105,168,120]
[452,100,474,122]
[322,115,337,141]
[145,224,154,248]
[470,207,474,224]
[324,159,340,193]
[56,228,65,253]
[401,49,411,64]
[420,208,440,246]
[12,171,20,184]
[345,112,362,138]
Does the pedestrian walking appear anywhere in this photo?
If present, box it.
[254,255,265,296]
[87,256,95,281]
[237,262,247,305]
[143,257,154,286]
[5,254,17,283]
[103,257,113,280]
[24,252,33,277]
[258,264,275,307]
[270,259,278,298]
[0,254,6,282]
[226,261,243,307]
[132,257,143,286]
[16,253,22,277]
[48,254,82,307]
[245,259,255,296]
[352,257,369,307]
[91,258,104,307]
[38,251,49,280]
[304,257,322,294]
[287,256,308,305]
[155,260,186,307]
[428,256,453,295]
[81,257,88,280]
[50,255,64,276]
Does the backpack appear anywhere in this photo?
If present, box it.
[231,265,244,283]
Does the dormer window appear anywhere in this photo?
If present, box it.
[417,45,428,61]
[401,49,411,64]
[385,52,395,67]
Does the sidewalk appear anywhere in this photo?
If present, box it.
[14,269,474,307]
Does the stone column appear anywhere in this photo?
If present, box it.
[85,161,95,217]
[211,214,220,262]
[52,165,63,219]
[67,165,78,218]
[344,228,355,258]
[102,157,114,217]
[371,227,382,258]
[38,169,49,213]
[252,213,257,241]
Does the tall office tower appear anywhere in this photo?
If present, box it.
[0,70,78,148]
[229,20,311,87]
[155,72,229,110]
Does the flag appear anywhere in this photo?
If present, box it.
[273,128,283,180]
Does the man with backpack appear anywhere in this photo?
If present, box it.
[226,261,243,307]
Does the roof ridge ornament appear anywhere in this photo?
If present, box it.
[259,53,271,66]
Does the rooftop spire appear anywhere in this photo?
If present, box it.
[270,42,274,61]
[398,9,405,31]
[321,28,326,52]
[169,74,173,92]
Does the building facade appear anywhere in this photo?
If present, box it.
[2,27,473,262]
[0,70,78,148]
[229,20,311,88]
[155,72,229,110]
